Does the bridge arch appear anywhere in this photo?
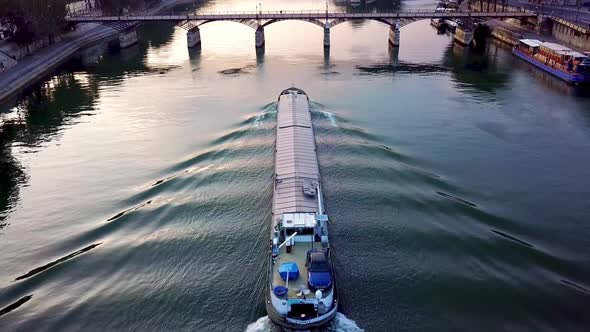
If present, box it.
[326,17,436,29]
[261,18,326,29]
[191,17,430,31]
[195,19,261,30]
[327,17,396,29]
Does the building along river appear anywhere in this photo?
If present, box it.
[0,0,590,331]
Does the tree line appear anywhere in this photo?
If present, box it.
[0,0,161,45]
[0,0,69,44]
[96,0,158,15]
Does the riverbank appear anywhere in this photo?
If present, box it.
[488,18,590,53]
[0,0,190,105]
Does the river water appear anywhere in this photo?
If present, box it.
[1,0,590,331]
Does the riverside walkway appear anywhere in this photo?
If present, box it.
[0,24,116,104]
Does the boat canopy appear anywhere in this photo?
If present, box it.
[540,42,571,52]
[562,50,588,61]
[519,39,542,47]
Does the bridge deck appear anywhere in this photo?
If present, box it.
[66,10,537,22]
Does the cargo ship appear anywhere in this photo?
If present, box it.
[265,88,338,329]
[513,39,590,85]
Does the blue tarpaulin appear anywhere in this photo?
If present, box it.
[309,271,332,289]
[273,286,288,296]
[278,262,299,280]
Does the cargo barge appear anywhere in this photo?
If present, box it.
[266,88,338,329]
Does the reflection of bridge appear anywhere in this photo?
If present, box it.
[66,10,538,49]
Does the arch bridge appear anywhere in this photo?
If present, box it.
[65,9,538,49]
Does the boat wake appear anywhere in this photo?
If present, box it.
[321,110,338,128]
[311,102,339,128]
[245,313,363,332]
[244,316,280,332]
[251,103,277,128]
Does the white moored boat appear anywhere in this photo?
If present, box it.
[266,88,338,329]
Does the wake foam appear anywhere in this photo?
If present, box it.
[245,313,363,332]
[328,313,364,332]
[323,111,338,128]
[253,112,267,128]
[245,316,280,332]
[316,110,338,128]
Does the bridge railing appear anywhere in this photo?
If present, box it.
[66,8,536,19]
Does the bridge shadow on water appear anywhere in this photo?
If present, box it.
[356,45,451,76]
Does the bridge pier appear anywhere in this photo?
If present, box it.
[256,46,265,64]
[324,27,330,48]
[119,29,138,49]
[534,17,553,35]
[388,24,400,47]
[187,27,201,48]
[255,27,265,48]
[388,43,399,65]
[454,25,473,47]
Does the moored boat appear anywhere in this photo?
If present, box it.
[513,39,590,85]
[444,19,458,33]
[432,6,457,31]
[490,26,523,46]
[431,18,445,29]
[266,88,338,329]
